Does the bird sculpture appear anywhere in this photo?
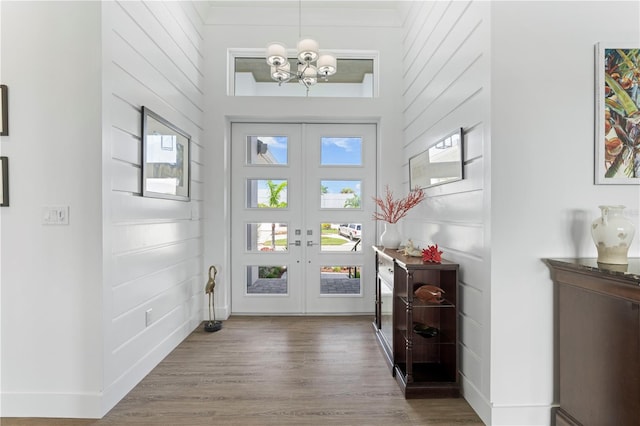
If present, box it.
[204,265,222,332]
[205,265,217,295]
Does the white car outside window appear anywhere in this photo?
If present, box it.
[339,223,361,240]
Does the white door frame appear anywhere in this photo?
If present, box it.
[230,121,378,315]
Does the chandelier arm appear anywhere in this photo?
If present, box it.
[274,65,296,77]
[274,72,296,85]
[297,61,309,79]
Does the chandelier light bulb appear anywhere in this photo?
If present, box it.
[317,54,337,76]
[266,42,287,66]
[297,38,319,63]
[271,62,290,82]
[300,65,318,86]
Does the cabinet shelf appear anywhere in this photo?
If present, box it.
[372,246,459,399]
[397,327,456,345]
[399,296,455,309]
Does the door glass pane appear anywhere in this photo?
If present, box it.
[245,223,288,252]
[320,223,362,252]
[246,136,288,165]
[246,265,288,294]
[320,265,361,295]
[321,137,362,166]
[246,179,288,208]
[320,180,361,209]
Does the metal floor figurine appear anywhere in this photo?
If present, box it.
[204,265,222,332]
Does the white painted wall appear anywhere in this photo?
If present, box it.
[0,1,103,417]
[0,0,206,418]
[0,0,4,418]
[203,2,405,319]
[400,1,640,425]
[490,2,639,424]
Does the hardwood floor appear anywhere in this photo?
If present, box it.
[3,316,484,425]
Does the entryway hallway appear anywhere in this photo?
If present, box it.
[2,316,483,426]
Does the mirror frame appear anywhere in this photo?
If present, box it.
[141,106,191,201]
[409,128,464,189]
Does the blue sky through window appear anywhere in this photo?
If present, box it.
[256,136,362,195]
[321,137,362,166]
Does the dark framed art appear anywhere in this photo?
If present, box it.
[409,128,464,189]
[595,43,639,184]
[1,85,8,136]
[141,107,191,201]
[1,156,9,207]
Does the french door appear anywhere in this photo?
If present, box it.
[230,122,377,314]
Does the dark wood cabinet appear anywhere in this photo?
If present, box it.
[544,258,640,426]
[373,246,459,398]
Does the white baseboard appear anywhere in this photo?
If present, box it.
[490,404,553,426]
[215,305,230,320]
[461,374,491,425]
[461,374,553,426]
[102,318,200,416]
[1,391,102,419]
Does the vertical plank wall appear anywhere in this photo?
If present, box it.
[102,0,206,413]
[398,1,490,422]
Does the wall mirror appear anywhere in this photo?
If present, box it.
[409,128,463,189]
[141,106,191,201]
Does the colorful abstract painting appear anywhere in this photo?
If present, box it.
[596,44,640,184]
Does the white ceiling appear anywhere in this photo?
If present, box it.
[205,0,403,27]
[207,1,400,9]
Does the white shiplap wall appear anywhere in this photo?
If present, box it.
[102,0,205,414]
[398,1,491,423]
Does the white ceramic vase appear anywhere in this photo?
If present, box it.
[380,222,401,249]
[591,205,636,265]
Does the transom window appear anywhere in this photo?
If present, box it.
[232,56,375,98]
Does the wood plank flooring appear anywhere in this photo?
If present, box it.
[3,316,484,425]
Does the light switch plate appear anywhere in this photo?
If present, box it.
[42,206,69,225]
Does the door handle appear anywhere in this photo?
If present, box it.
[289,240,301,246]
[307,241,318,247]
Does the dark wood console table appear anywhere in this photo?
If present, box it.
[373,246,459,398]
[544,258,640,426]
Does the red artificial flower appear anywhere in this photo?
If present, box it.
[422,244,443,263]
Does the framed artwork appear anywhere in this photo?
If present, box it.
[141,107,191,201]
[409,128,464,189]
[595,43,639,184]
[1,156,9,207]
[1,85,7,136]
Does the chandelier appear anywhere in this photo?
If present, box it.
[265,1,337,94]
